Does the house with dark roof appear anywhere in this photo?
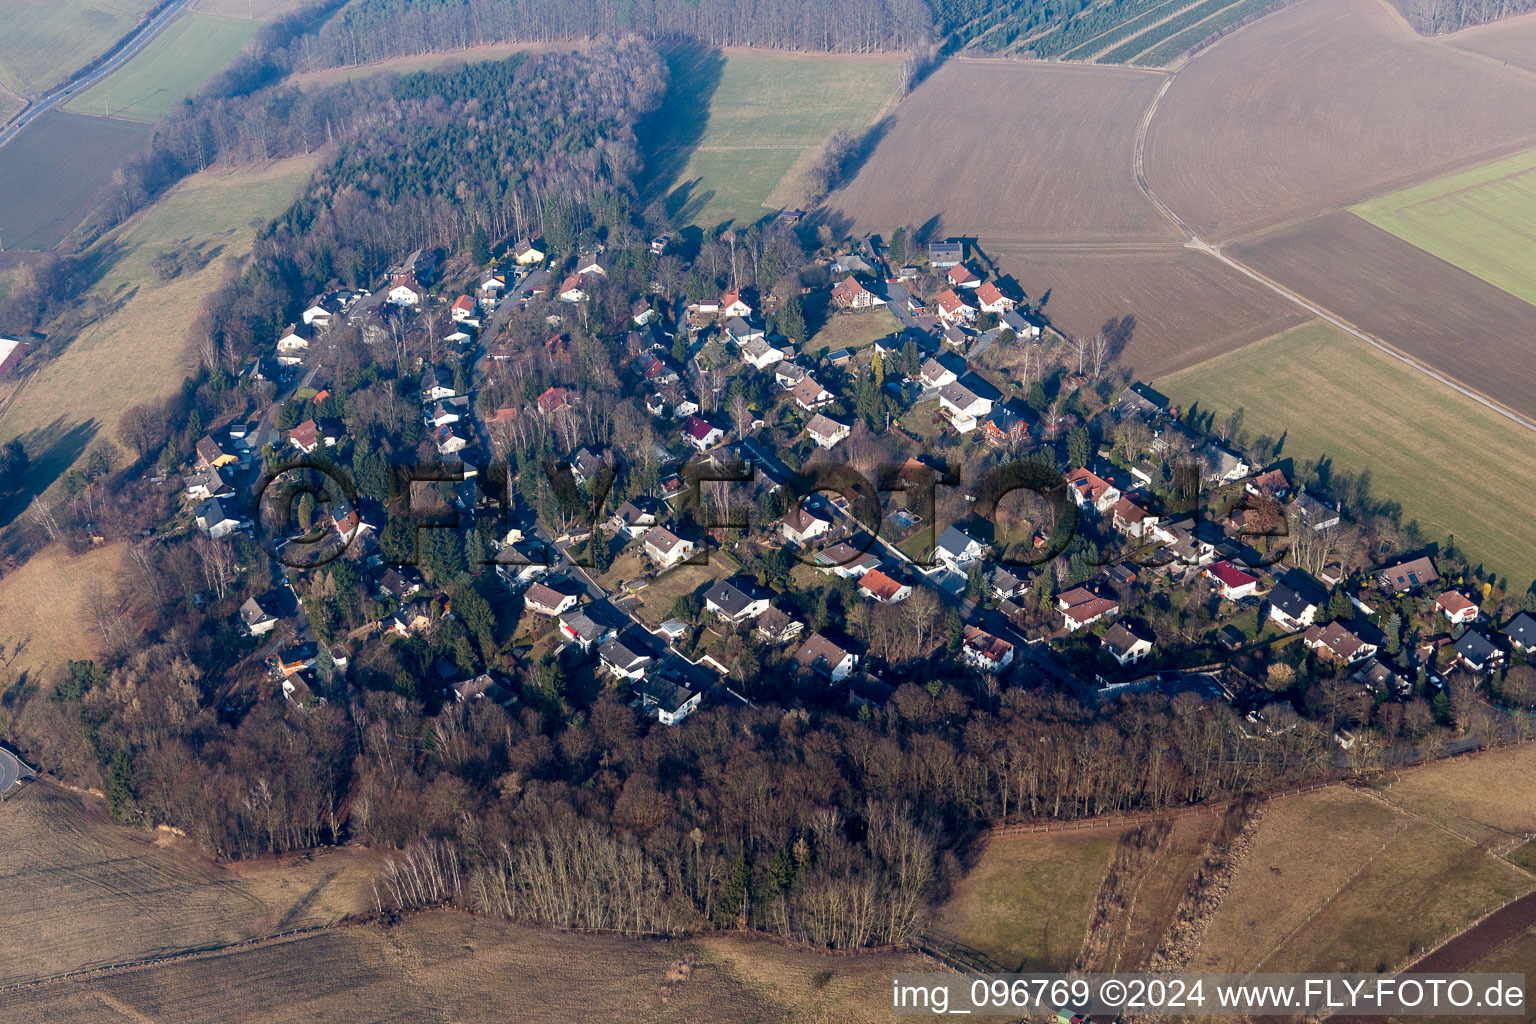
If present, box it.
[934,524,987,574]
[195,498,242,539]
[1101,622,1154,666]
[644,526,696,569]
[704,578,771,623]
[756,607,804,645]
[608,496,662,538]
[1504,611,1536,652]
[633,674,701,726]
[598,634,655,680]
[927,240,963,267]
[1268,568,1327,631]
[781,504,831,545]
[795,632,859,683]
[239,594,282,636]
[1452,630,1504,674]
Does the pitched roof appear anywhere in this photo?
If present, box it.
[1303,621,1369,661]
[683,415,720,442]
[859,568,907,601]
[1505,611,1536,647]
[1207,560,1259,590]
[1453,630,1500,663]
[705,577,767,617]
[805,412,848,441]
[962,624,1013,662]
[783,503,829,534]
[1101,622,1150,657]
[795,632,854,674]
[936,524,983,559]
[1435,590,1477,616]
[935,289,971,315]
[1377,556,1438,592]
[1067,467,1114,503]
[975,281,1006,305]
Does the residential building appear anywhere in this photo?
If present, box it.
[919,357,958,391]
[1434,590,1480,626]
[387,273,424,306]
[937,381,992,433]
[1059,586,1121,632]
[239,594,281,636]
[1269,569,1327,631]
[705,578,772,623]
[598,636,654,680]
[927,240,963,267]
[1452,631,1505,673]
[975,281,1014,313]
[934,524,987,573]
[1101,622,1154,666]
[719,289,753,318]
[781,504,832,545]
[859,568,912,604]
[525,581,579,617]
[1066,468,1120,514]
[806,413,851,450]
[795,632,859,683]
[1303,621,1378,664]
[1504,611,1536,652]
[559,606,618,651]
[633,675,701,726]
[608,497,661,538]
[961,626,1014,673]
[816,543,881,578]
[790,375,834,411]
[644,526,696,569]
[275,323,312,365]
[739,335,784,370]
[682,415,724,451]
[1376,556,1439,594]
[513,238,545,264]
[194,498,241,539]
[831,275,881,309]
[934,288,976,325]
[1205,560,1260,601]
[756,607,805,645]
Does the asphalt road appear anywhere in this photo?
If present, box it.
[0,748,29,794]
[0,0,190,152]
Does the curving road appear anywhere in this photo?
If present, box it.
[0,0,190,152]
[0,747,28,794]
[1130,19,1536,438]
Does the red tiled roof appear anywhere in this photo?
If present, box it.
[860,569,906,602]
[1207,560,1258,590]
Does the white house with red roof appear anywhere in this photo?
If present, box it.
[681,415,724,451]
[975,281,1015,314]
[1059,586,1121,632]
[1110,495,1158,538]
[961,625,1015,673]
[450,295,477,321]
[831,275,882,310]
[1434,590,1480,625]
[1066,468,1121,513]
[946,264,980,289]
[1205,560,1260,601]
[859,568,912,604]
[934,288,976,325]
[719,289,752,318]
[387,272,424,306]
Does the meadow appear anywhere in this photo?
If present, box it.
[803,308,901,357]
[651,49,903,231]
[0,153,322,507]
[1350,148,1536,308]
[0,110,151,250]
[64,12,259,122]
[1160,320,1536,589]
[0,543,127,679]
[0,0,153,96]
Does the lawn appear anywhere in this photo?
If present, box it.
[0,0,154,96]
[0,153,322,512]
[650,49,903,230]
[803,308,901,357]
[1159,320,1536,590]
[928,830,1119,971]
[1366,742,1536,846]
[1351,148,1536,308]
[64,12,258,122]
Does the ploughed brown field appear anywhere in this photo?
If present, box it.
[987,243,1308,377]
[1448,10,1536,76]
[828,59,1179,244]
[1144,0,1536,243]
[1228,211,1536,419]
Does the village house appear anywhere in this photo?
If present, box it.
[524,581,579,617]
[756,607,805,645]
[557,274,589,303]
[274,643,317,678]
[1116,382,1170,420]
[1245,468,1290,501]
[195,436,238,471]
[275,323,312,365]
[934,288,976,326]
[1066,468,1121,514]
[447,294,477,322]
[927,240,963,268]
[1269,569,1327,631]
[1195,443,1250,484]
[1504,611,1536,653]
[795,631,859,683]
[633,674,701,726]
[598,636,654,680]
[427,396,469,429]
[682,415,724,451]
[859,568,912,604]
[608,497,662,538]
[816,542,881,578]
[806,413,851,450]
[451,673,516,706]
[1110,495,1159,539]
[982,403,1032,447]
[1001,308,1043,340]
[719,289,753,318]
[387,272,424,307]
[1435,590,1480,626]
[933,524,987,574]
[1059,586,1121,632]
[477,273,505,306]
[1101,622,1154,666]
[781,504,832,546]
[514,238,545,264]
[705,578,772,623]
[378,567,424,600]
[1289,488,1341,531]
[1452,630,1505,674]
[239,594,282,637]
[645,526,697,569]
[946,264,979,289]
[919,357,958,391]
[391,600,436,638]
[990,567,1029,602]
[975,281,1015,314]
[301,297,337,328]
[194,498,241,539]
[1303,621,1378,664]
[775,362,809,390]
[938,381,992,433]
[183,467,233,503]
[434,425,468,455]
[1376,556,1439,594]
[420,369,456,403]
[831,275,881,310]
[536,386,574,416]
[559,606,618,652]
[961,626,1014,673]
[1205,560,1260,601]
[739,335,785,370]
[790,375,835,411]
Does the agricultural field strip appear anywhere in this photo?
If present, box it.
[1057,0,1193,60]
[1133,0,1286,66]
[1101,0,1252,64]
[1132,15,1536,436]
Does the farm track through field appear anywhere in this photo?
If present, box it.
[1131,1,1536,437]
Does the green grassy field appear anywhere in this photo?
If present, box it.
[1160,320,1536,589]
[651,50,903,230]
[64,12,257,122]
[804,308,902,356]
[0,0,154,96]
[1351,149,1536,308]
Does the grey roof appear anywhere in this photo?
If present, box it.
[1102,622,1150,657]
[196,497,236,525]
[705,578,767,618]
[634,675,696,714]
[936,524,983,559]
[1505,611,1536,647]
[599,635,653,670]
[240,595,278,627]
[1454,630,1500,664]
[1270,569,1326,618]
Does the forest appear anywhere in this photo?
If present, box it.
[1390,0,1536,32]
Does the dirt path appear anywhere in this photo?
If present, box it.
[1130,2,1536,437]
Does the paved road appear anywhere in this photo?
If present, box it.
[1130,19,1536,437]
[0,0,190,151]
[0,748,33,794]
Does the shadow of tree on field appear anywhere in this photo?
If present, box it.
[0,416,101,531]
[641,42,727,212]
